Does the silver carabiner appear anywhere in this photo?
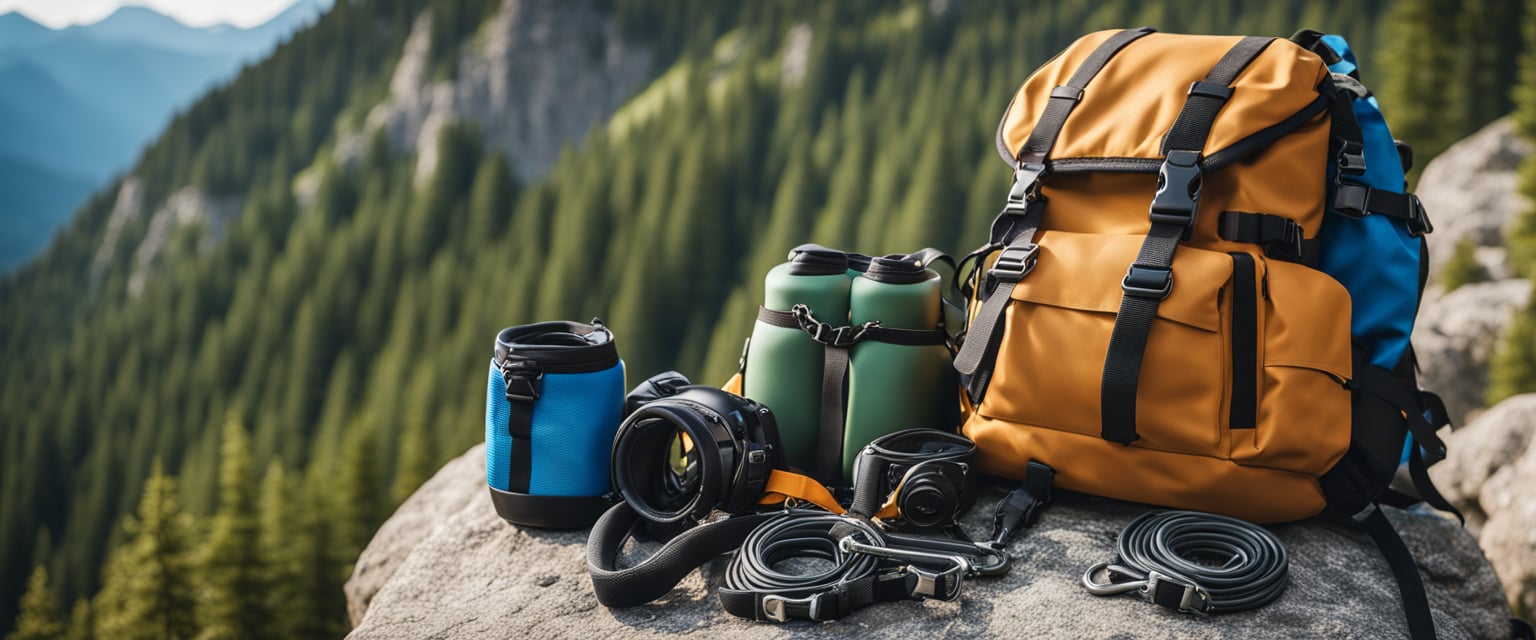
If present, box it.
[1081,562,1149,596]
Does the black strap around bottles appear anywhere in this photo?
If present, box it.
[1098,36,1273,446]
[756,301,949,484]
[956,27,1155,390]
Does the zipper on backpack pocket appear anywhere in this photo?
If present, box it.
[1229,253,1258,430]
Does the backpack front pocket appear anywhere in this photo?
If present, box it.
[976,230,1235,457]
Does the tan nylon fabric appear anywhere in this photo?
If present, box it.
[963,31,1351,523]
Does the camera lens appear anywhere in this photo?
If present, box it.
[611,386,781,525]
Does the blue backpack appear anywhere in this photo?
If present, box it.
[1296,30,1462,640]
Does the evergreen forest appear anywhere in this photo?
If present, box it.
[3,0,1534,636]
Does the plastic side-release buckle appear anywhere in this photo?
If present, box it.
[500,359,543,402]
[761,594,822,623]
[1121,264,1173,300]
[987,244,1039,285]
[1332,183,1370,219]
[1144,571,1212,615]
[1407,193,1433,237]
[1003,162,1046,214]
[1149,150,1203,233]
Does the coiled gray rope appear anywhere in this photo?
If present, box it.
[1082,510,1288,614]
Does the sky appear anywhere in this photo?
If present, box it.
[0,0,302,28]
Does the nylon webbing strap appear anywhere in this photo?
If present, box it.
[957,29,1152,385]
[952,204,1041,378]
[1159,37,1275,154]
[817,345,850,483]
[499,358,541,493]
[1359,505,1438,640]
[1015,26,1156,164]
[1218,211,1320,266]
[1099,37,1273,446]
[586,503,774,608]
[757,469,845,514]
[756,305,946,484]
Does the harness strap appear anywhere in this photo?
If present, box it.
[1099,36,1273,446]
[757,469,846,514]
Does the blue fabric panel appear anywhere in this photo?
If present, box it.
[1317,34,1422,371]
[485,359,513,491]
[528,361,626,497]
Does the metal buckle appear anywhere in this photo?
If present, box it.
[1149,150,1202,231]
[761,594,820,623]
[987,244,1039,285]
[791,304,878,347]
[908,564,966,602]
[1407,193,1433,237]
[500,360,543,402]
[1144,571,1212,616]
[1332,183,1370,219]
[1121,264,1173,300]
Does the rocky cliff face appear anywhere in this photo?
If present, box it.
[101,0,653,293]
[338,0,653,184]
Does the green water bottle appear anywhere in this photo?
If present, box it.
[743,246,851,475]
[843,254,957,480]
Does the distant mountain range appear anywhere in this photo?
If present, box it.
[0,1,331,270]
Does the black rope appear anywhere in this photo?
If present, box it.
[1084,510,1288,614]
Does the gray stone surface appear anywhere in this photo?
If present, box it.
[1418,117,1532,279]
[1413,279,1532,426]
[347,445,1513,639]
[1432,394,1536,619]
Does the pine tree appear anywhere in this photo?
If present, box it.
[61,600,89,640]
[6,566,63,640]
[255,463,300,639]
[1378,0,1464,182]
[92,462,198,640]
[194,416,270,640]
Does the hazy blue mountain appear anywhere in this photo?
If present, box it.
[0,153,94,265]
[0,0,331,270]
[0,11,53,48]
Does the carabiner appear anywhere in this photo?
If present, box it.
[1081,562,1149,596]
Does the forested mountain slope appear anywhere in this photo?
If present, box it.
[1,0,1528,635]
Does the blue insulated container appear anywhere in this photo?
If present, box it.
[485,319,625,529]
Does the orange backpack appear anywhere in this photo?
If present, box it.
[953,27,1457,523]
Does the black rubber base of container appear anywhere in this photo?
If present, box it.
[489,486,612,530]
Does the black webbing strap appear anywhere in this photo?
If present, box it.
[1015,26,1156,167]
[956,29,1153,384]
[1358,504,1438,640]
[817,344,850,484]
[756,305,947,483]
[1333,184,1433,236]
[586,502,774,608]
[1159,37,1275,154]
[1218,211,1321,267]
[952,202,1041,378]
[1099,37,1273,446]
[499,357,541,493]
[717,567,911,622]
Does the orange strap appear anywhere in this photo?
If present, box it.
[757,470,904,521]
[758,469,845,514]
